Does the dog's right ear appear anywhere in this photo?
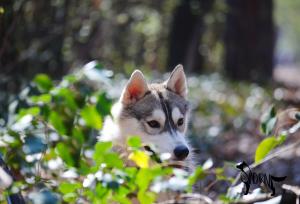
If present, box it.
[120,70,149,105]
[165,64,187,98]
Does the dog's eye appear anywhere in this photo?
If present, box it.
[147,120,160,128]
[177,118,184,126]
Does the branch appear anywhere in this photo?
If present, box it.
[231,193,273,204]
[282,184,300,204]
[282,184,300,196]
[231,139,300,186]
[155,193,213,204]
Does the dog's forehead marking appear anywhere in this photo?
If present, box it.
[156,90,177,135]
[148,83,188,113]
[172,107,182,122]
[151,89,160,100]
[123,82,188,124]
[151,109,166,123]
[165,90,189,114]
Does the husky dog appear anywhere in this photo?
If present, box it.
[100,65,194,170]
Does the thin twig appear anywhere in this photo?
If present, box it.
[231,193,273,204]
[282,184,300,196]
[282,184,300,204]
[155,193,213,204]
[36,119,50,178]
[204,180,218,192]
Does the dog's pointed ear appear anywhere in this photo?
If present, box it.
[165,64,187,98]
[120,70,149,104]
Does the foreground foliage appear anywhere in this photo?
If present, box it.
[0,62,299,203]
[0,62,204,203]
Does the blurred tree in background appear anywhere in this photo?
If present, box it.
[224,0,274,82]
[167,0,215,73]
[0,0,297,115]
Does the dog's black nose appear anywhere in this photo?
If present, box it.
[174,145,189,160]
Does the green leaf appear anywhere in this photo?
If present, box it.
[29,94,52,104]
[103,152,124,168]
[277,134,287,145]
[93,142,113,164]
[188,166,205,188]
[136,169,154,191]
[34,74,53,92]
[79,160,90,175]
[17,107,40,120]
[81,105,102,129]
[95,183,109,198]
[113,194,131,204]
[260,106,276,135]
[138,190,156,204]
[59,182,81,194]
[107,180,120,190]
[265,117,277,136]
[72,127,85,144]
[49,111,66,135]
[255,136,278,163]
[94,141,112,154]
[62,193,77,202]
[56,142,74,166]
[62,74,79,85]
[96,93,112,116]
[127,136,142,148]
[51,87,78,111]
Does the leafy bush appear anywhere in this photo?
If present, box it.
[1,61,298,203]
[0,62,210,203]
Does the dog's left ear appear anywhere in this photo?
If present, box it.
[165,64,187,98]
[120,70,149,104]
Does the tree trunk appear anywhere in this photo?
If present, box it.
[224,0,274,83]
[167,0,214,73]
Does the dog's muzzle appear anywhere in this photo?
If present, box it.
[173,145,189,160]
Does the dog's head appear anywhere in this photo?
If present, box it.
[116,65,191,162]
